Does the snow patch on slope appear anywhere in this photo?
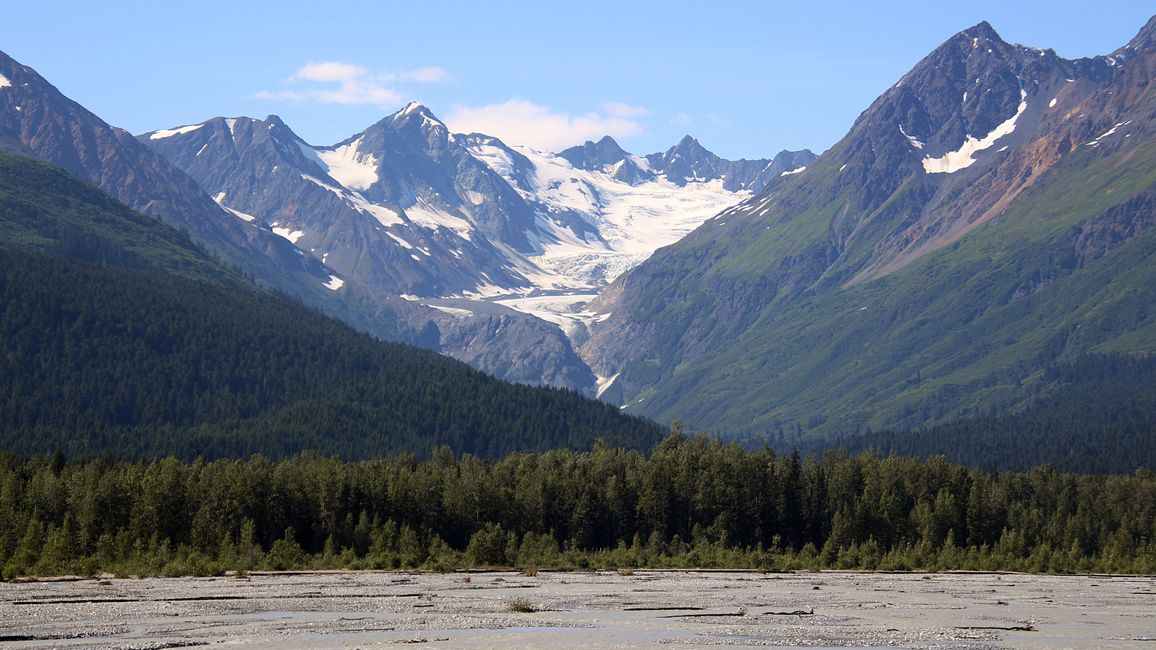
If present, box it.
[299,174,402,227]
[385,231,414,249]
[149,123,204,140]
[923,89,1027,174]
[596,372,620,398]
[271,225,305,244]
[222,206,257,223]
[0,74,11,89]
[315,138,380,191]
[211,192,257,222]
[1086,121,1131,147]
[404,199,474,241]
[428,304,474,318]
[899,125,924,149]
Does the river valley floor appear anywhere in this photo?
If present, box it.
[2,570,1154,649]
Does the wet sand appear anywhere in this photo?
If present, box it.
[1,570,1154,648]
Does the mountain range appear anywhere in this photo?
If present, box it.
[2,14,1154,453]
[584,16,1156,437]
[1,47,810,395]
[138,105,813,366]
[0,150,663,459]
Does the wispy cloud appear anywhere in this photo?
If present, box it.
[445,98,646,151]
[670,112,693,127]
[291,61,368,83]
[400,66,451,83]
[256,61,450,107]
[602,102,649,118]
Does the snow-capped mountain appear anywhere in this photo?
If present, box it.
[141,107,814,339]
[582,17,1156,433]
[646,135,815,191]
[0,49,606,394]
[0,49,336,298]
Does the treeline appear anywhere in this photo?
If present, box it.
[0,152,235,284]
[814,353,1156,474]
[0,249,661,460]
[3,433,1154,579]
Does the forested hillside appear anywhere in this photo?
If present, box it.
[0,153,663,459]
[797,354,1156,474]
[0,152,239,283]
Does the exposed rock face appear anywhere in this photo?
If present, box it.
[0,51,333,296]
[0,51,603,393]
[138,102,816,393]
[584,18,1156,435]
[1070,188,1156,264]
[646,135,816,192]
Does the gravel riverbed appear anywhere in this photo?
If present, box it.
[1,570,1154,648]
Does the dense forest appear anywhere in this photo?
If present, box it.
[0,152,662,459]
[810,354,1156,474]
[0,152,239,284]
[3,433,1153,579]
[0,249,661,459]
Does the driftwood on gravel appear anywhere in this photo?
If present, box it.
[762,608,814,616]
[955,624,1036,632]
[659,609,746,619]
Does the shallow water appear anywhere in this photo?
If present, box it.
[1,570,1153,648]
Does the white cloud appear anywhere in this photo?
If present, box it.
[256,61,448,107]
[445,98,645,151]
[400,66,451,83]
[292,61,367,83]
[602,102,649,118]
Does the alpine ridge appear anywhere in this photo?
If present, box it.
[140,102,814,388]
[583,16,1156,437]
[0,49,647,393]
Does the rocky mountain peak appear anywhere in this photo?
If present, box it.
[556,135,654,184]
[670,134,709,156]
[388,102,445,130]
[1113,14,1156,62]
[961,20,1002,44]
[559,135,629,167]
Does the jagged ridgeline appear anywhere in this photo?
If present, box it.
[0,153,663,459]
[585,17,1156,438]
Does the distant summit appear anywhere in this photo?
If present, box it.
[647,135,816,191]
[558,136,655,185]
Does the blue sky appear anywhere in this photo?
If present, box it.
[4,2,1152,158]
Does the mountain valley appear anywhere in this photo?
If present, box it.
[139,104,814,393]
[1,14,1154,452]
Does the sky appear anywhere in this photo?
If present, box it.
[3,2,1152,159]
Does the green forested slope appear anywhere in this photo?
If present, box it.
[803,354,1156,474]
[0,152,240,282]
[608,141,1156,437]
[0,154,662,459]
[585,21,1156,441]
